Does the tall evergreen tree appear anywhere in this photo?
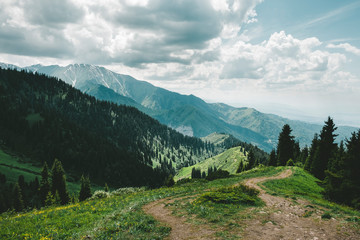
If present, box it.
[13,183,24,212]
[268,149,277,166]
[51,159,69,205]
[304,134,319,171]
[310,117,338,180]
[345,130,360,188]
[236,161,244,173]
[297,146,309,164]
[79,175,92,201]
[39,162,51,205]
[276,124,295,166]
[246,149,256,170]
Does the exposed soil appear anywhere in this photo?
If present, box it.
[143,169,360,240]
[242,169,360,240]
[143,196,215,240]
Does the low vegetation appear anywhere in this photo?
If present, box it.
[0,166,281,239]
[195,184,260,205]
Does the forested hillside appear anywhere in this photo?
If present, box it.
[268,118,360,209]
[19,63,356,152]
[0,68,219,188]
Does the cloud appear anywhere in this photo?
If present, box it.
[0,0,262,67]
[22,0,85,28]
[218,31,347,91]
[0,0,77,58]
[327,43,360,56]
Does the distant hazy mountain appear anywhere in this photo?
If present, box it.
[21,63,272,150]
[2,62,357,152]
[209,103,357,148]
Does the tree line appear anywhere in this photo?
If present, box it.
[0,159,93,214]
[265,117,360,209]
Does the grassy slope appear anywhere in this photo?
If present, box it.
[263,167,360,216]
[175,146,246,180]
[1,166,359,239]
[0,167,282,240]
[0,149,100,193]
[201,132,230,145]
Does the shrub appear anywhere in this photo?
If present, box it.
[110,187,145,196]
[206,169,230,181]
[286,159,294,166]
[164,174,175,187]
[195,184,259,205]
[321,212,332,219]
[90,190,110,200]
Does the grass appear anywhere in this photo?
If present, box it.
[0,166,281,239]
[262,167,360,218]
[175,146,246,180]
[0,149,100,193]
[2,166,358,239]
[195,185,260,205]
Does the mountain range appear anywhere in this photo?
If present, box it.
[0,68,223,187]
[1,62,357,152]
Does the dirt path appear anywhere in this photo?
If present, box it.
[143,169,359,240]
[242,168,359,240]
[143,196,215,240]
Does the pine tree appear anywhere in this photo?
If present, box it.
[45,191,55,206]
[39,162,51,205]
[276,124,295,166]
[237,161,244,173]
[304,134,319,171]
[104,183,110,192]
[268,149,277,166]
[13,183,24,212]
[51,159,69,205]
[297,146,309,164]
[310,117,338,180]
[324,130,360,207]
[79,175,92,201]
[246,149,255,170]
[345,130,360,188]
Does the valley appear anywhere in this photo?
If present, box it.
[1,62,357,152]
[0,67,359,239]
[1,1,360,239]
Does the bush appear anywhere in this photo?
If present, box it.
[195,184,260,205]
[110,187,145,196]
[286,159,294,166]
[321,212,332,219]
[164,175,175,187]
[90,190,110,200]
[206,169,230,181]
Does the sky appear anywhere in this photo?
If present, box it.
[1,0,360,127]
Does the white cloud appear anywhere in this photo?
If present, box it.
[327,43,360,56]
[0,0,263,67]
[218,31,348,91]
[1,0,360,126]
